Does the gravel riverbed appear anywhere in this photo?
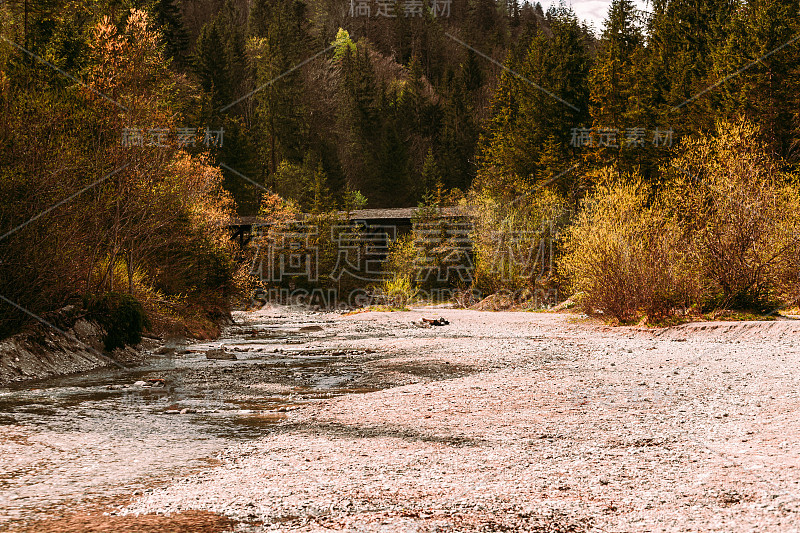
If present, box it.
[5,307,800,531]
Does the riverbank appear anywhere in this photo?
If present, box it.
[0,317,154,386]
[0,298,233,386]
[5,307,800,531]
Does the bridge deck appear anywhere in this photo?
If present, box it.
[228,207,467,227]
[227,207,470,247]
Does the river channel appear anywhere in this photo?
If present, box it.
[0,309,391,526]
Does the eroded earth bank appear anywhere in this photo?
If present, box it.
[2,307,800,532]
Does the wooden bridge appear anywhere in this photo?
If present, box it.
[227,207,468,248]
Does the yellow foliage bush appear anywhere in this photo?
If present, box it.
[382,274,417,308]
[559,120,800,322]
[471,187,568,296]
[666,119,800,309]
[559,171,700,323]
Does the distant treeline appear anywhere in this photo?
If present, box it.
[1,0,800,337]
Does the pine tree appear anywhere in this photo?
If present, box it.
[439,74,478,192]
[196,18,233,104]
[477,5,590,201]
[646,0,738,136]
[249,0,311,181]
[474,66,522,199]
[589,0,651,178]
[420,147,442,196]
[150,0,189,66]
[302,161,332,214]
[376,99,411,207]
[337,44,381,200]
[713,0,800,162]
[462,49,483,93]
[194,1,255,213]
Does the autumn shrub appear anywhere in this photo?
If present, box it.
[379,197,477,305]
[0,9,247,340]
[407,197,477,295]
[666,119,800,310]
[559,120,800,322]
[252,193,377,304]
[558,172,701,323]
[383,234,418,283]
[380,235,419,305]
[471,187,569,297]
[382,274,417,308]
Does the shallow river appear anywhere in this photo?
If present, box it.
[0,313,384,525]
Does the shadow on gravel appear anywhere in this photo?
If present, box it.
[310,508,593,533]
[4,510,237,533]
[369,360,476,381]
[278,421,491,447]
[281,423,491,447]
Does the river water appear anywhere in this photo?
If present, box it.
[0,311,385,525]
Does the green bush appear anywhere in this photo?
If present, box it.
[85,292,150,351]
[471,187,569,295]
[383,234,418,283]
[382,274,417,308]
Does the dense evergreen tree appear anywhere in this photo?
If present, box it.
[646,0,738,135]
[249,0,311,181]
[476,6,590,201]
[712,0,800,163]
[151,0,190,65]
[587,0,662,181]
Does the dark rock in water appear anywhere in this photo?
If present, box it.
[300,325,324,332]
[206,349,237,360]
[155,346,176,355]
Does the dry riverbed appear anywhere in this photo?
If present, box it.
[4,307,800,531]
